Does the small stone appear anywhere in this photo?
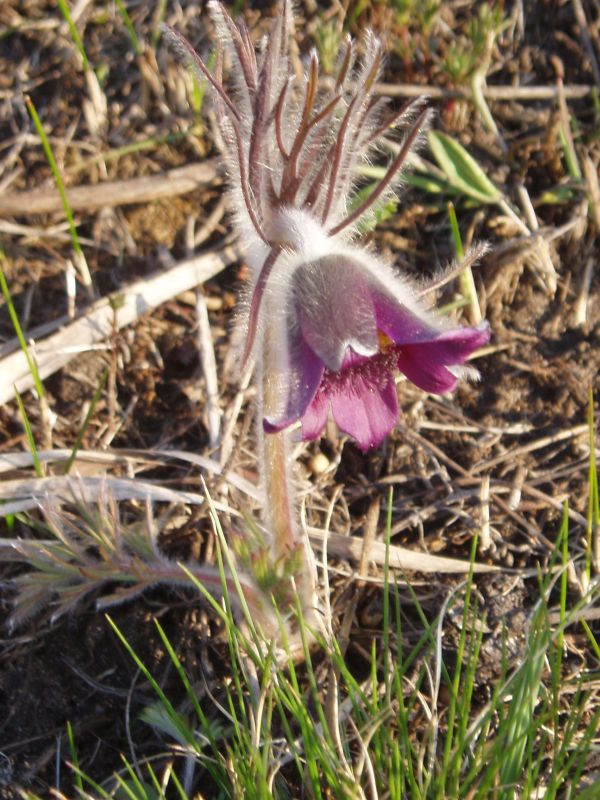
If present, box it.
[309,453,330,475]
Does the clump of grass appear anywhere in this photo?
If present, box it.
[16,472,598,798]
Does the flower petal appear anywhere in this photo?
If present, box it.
[328,371,399,451]
[263,331,324,433]
[395,324,490,394]
[293,256,378,372]
[372,290,441,344]
[300,390,330,441]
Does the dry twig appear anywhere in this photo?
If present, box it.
[0,246,237,404]
[0,162,218,216]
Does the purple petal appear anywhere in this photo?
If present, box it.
[300,390,330,441]
[395,324,490,394]
[294,256,378,371]
[328,371,399,451]
[263,331,324,433]
[373,290,440,344]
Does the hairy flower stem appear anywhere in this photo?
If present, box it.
[262,429,296,557]
[260,305,318,619]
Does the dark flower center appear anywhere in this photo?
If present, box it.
[318,345,400,396]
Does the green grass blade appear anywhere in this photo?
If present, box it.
[118,755,151,799]
[151,0,169,49]
[447,201,465,259]
[580,618,600,661]
[14,387,43,478]
[152,618,220,751]
[586,388,599,579]
[114,0,142,55]
[105,616,198,750]
[66,720,83,794]
[68,762,112,798]
[25,95,92,292]
[0,251,45,402]
[447,201,482,323]
[383,487,393,697]
[56,0,90,69]
[69,129,193,175]
[440,534,477,788]
[63,368,108,475]
[162,763,188,800]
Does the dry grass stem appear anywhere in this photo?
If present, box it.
[347,80,596,100]
[0,247,237,404]
[0,162,218,216]
[307,528,499,574]
[195,290,221,449]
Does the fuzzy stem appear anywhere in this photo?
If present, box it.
[260,317,298,559]
[259,303,318,619]
[262,424,296,558]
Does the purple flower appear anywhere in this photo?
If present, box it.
[262,238,490,451]
[165,2,491,452]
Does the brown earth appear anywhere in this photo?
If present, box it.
[0,0,599,795]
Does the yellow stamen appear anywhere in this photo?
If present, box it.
[378,331,393,351]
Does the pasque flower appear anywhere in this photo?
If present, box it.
[260,212,490,450]
[165,1,490,452]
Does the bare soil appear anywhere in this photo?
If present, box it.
[0,0,599,795]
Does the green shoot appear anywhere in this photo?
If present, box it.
[66,721,83,794]
[0,248,46,403]
[382,488,393,695]
[393,0,440,32]
[443,3,505,86]
[440,534,477,788]
[25,96,93,295]
[106,616,201,752]
[447,201,482,324]
[151,0,169,49]
[57,0,90,70]
[581,618,600,661]
[188,50,216,123]
[558,95,582,181]
[14,387,43,478]
[559,123,582,180]
[428,130,499,204]
[63,368,108,475]
[586,388,600,580]
[448,201,465,261]
[312,18,343,75]
[114,0,142,56]
[350,180,399,233]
